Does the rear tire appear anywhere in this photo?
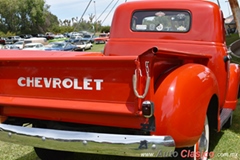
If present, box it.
[193,116,209,160]
[34,147,73,160]
[174,116,210,160]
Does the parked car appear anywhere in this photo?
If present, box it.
[65,36,82,43]
[3,44,21,50]
[20,34,33,39]
[22,43,45,50]
[0,44,4,49]
[54,34,65,39]
[13,41,25,49]
[24,37,48,45]
[94,33,109,44]
[0,37,6,45]
[45,32,55,40]
[74,41,93,51]
[45,42,78,51]
[67,32,83,37]
[81,34,96,43]
[32,34,46,38]
[5,36,22,44]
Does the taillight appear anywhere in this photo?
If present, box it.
[142,101,154,118]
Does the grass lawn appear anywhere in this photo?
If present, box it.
[1,35,240,160]
[209,102,240,160]
[90,43,105,52]
[226,33,240,46]
[47,38,69,43]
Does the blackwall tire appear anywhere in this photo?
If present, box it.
[34,147,73,160]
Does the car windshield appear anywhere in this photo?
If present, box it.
[131,10,191,32]
[14,41,23,44]
[51,43,65,48]
[83,35,91,38]
[99,34,107,37]
[70,36,81,40]
[25,45,36,48]
[76,41,85,45]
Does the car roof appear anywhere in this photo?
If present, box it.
[25,43,43,46]
[51,41,67,44]
[14,41,24,44]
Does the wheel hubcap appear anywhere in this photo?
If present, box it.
[194,117,209,160]
[199,133,207,155]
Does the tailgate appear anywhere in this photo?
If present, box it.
[0,50,143,121]
[0,51,138,103]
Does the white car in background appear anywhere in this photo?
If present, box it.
[22,43,45,50]
[13,41,24,49]
[74,41,92,51]
[3,44,20,50]
[54,34,65,39]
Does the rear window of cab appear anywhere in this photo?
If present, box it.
[131,10,191,32]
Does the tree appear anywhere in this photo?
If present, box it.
[100,26,110,33]
[229,0,240,37]
[0,0,21,33]
[0,0,109,36]
[0,0,57,35]
[44,10,59,33]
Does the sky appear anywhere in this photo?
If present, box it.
[45,0,238,26]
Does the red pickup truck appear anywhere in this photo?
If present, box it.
[94,33,109,44]
[0,1,240,160]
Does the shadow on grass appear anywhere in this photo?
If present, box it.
[228,103,240,134]
[16,151,39,160]
[209,130,224,152]
[209,102,240,151]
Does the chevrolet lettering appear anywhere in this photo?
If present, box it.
[17,77,103,90]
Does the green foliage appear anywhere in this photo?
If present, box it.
[0,0,47,34]
[58,26,74,34]
[100,26,111,33]
[45,12,59,33]
[0,0,106,35]
[226,33,240,46]
[0,31,15,37]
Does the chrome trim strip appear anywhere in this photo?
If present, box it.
[0,124,175,157]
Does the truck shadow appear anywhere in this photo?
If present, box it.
[228,102,240,134]
[16,151,40,160]
[209,130,224,152]
[209,102,240,153]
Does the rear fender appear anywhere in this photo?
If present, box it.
[152,63,219,147]
[224,63,240,110]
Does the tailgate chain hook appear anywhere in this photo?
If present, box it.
[133,61,151,99]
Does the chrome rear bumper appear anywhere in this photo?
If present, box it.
[0,124,175,157]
